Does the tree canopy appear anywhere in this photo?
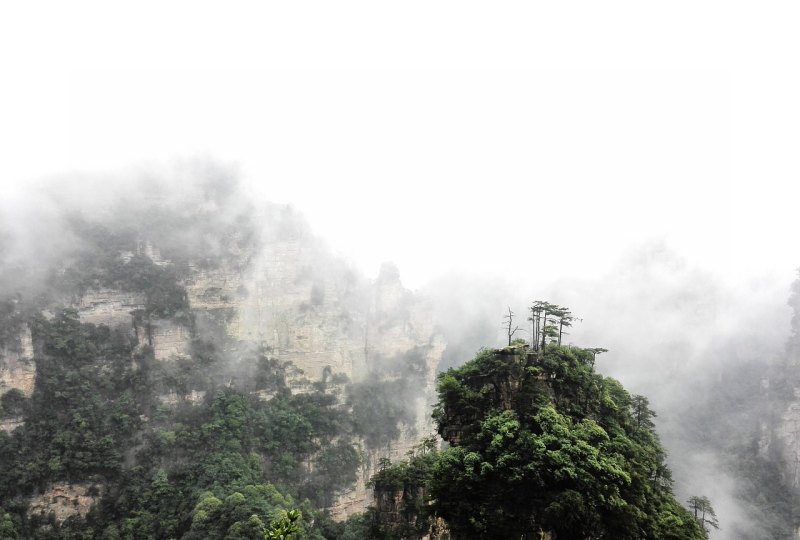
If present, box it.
[368,319,710,539]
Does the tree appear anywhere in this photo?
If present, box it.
[586,347,608,368]
[529,301,553,350]
[552,306,577,346]
[631,394,657,431]
[687,495,719,535]
[502,307,521,346]
[263,509,301,540]
[0,509,17,539]
[0,388,26,417]
[401,336,708,539]
[529,301,564,350]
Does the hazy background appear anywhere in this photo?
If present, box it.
[2,2,800,538]
[2,2,799,291]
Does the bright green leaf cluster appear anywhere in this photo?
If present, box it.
[371,342,709,539]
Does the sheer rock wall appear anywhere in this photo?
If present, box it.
[6,226,443,522]
[0,325,36,400]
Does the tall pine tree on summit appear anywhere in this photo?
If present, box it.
[369,307,709,539]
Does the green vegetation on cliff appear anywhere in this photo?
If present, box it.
[0,203,362,538]
[367,340,709,539]
[0,180,729,539]
[0,183,440,539]
[0,305,358,538]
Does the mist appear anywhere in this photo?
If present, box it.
[2,165,796,537]
[424,241,796,538]
[3,5,800,536]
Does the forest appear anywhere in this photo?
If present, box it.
[365,341,712,539]
[0,304,715,539]
[0,267,715,539]
[0,181,796,539]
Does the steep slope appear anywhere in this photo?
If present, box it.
[0,177,441,536]
[754,274,800,538]
[366,343,708,539]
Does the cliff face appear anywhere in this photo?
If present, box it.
[774,384,800,485]
[6,210,442,521]
[224,248,444,518]
[26,483,97,524]
[0,324,36,401]
[758,378,800,539]
[0,322,35,435]
[756,284,800,539]
[235,237,365,379]
[76,288,145,328]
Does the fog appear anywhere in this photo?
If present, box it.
[425,242,795,538]
[1,163,796,537]
[3,4,800,537]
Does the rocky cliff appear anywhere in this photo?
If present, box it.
[752,281,800,538]
[26,483,97,525]
[0,324,35,400]
[0,200,443,522]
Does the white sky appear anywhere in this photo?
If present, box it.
[1,2,799,290]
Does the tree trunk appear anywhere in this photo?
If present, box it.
[558,318,564,346]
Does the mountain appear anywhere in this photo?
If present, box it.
[2,171,795,539]
[364,342,709,539]
[0,176,441,538]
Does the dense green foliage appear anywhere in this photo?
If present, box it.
[262,508,301,540]
[0,303,365,538]
[0,214,373,537]
[0,188,437,539]
[2,310,142,492]
[366,439,439,540]
[2,183,749,539]
[369,344,708,539]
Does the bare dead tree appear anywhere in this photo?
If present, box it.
[503,307,521,346]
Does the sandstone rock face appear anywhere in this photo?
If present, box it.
[237,239,365,380]
[27,483,97,523]
[329,425,440,521]
[763,357,800,537]
[177,242,445,519]
[0,324,36,398]
[237,245,444,518]
[11,225,443,522]
[0,416,23,433]
[185,267,244,311]
[76,288,145,328]
[73,286,194,361]
[159,389,207,406]
[147,318,191,361]
[776,398,800,489]
[185,265,245,337]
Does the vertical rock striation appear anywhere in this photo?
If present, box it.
[1,197,444,523]
[0,324,36,399]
